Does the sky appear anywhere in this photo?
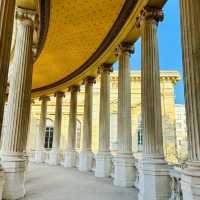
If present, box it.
[115,0,184,104]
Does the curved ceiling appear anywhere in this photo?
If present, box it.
[33,0,126,90]
[14,0,167,96]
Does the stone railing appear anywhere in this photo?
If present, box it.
[134,159,140,190]
[27,149,35,162]
[169,165,184,200]
[59,150,65,165]
[44,150,50,163]
[92,156,96,172]
[111,159,114,178]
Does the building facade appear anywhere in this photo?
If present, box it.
[175,104,188,162]
[26,70,180,163]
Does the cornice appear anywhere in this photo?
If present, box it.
[34,0,50,60]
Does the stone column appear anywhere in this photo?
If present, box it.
[180,1,200,199]
[64,85,79,168]
[35,96,50,163]
[113,42,135,187]
[49,91,64,165]
[138,7,170,200]
[0,7,35,199]
[0,0,15,139]
[95,63,112,177]
[24,99,34,167]
[79,77,95,172]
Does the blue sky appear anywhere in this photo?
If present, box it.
[115,0,184,104]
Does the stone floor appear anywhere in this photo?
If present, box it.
[22,163,138,200]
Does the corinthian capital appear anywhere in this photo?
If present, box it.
[143,6,164,22]
[83,76,96,85]
[98,63,113,74]
[117,41,134,55]
[68,85,80,92]
[136,6,164,28]
[16,7,36,26]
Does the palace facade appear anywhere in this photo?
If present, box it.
[26,70,180,163]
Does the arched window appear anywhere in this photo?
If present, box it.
[76,119,81,149]
[44,118,54,149]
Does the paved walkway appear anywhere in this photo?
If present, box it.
[22,163,138,200]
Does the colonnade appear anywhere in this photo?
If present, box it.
[0,2,199,200]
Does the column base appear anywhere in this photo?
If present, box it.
[23,152,29,168]
[48,150,60,165]
[78,150,93,172]
[63,150,77,168]
[113,154,135,187]
[34,150,45,164]
[95,152,112,177]
[138,159,170,200]
[181,162,200,200]
[1,152,26,199]
[0,167,5,200]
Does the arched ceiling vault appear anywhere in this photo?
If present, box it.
[14,0,167,97]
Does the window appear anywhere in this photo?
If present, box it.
[44,119,54,149]
[138,129,143,145]
[44,127,54,149]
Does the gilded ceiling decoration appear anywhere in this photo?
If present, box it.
[33,0,126,89]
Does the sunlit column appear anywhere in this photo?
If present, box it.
[0,8,35,199]
[64,85,79,168]
[180,1,200,199]
[0,0,15,140]
[49,92,65,165]
[138,6,170,200]
[79,76,95,172]
[113,41,135,187]
[95,63,112,177]
[35,96,50,163]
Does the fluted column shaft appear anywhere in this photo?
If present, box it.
[78,77,95,172]
[180,0,200,163]
[180,1,200,199]
[64,86,79,168]
[0,0,15,137]
[38,96,49,149]
[113,42,135,187]
[52,92,64,150]
[0,8,35,199]
[141,8,164,159]
[95,64,112,177]
[99,64,112,152]
[1,9,35,153]
[137,8,170,200]
[35,96,49,163]
[66,86,79,151]
[81,77,95,151]
[118,42,133,154]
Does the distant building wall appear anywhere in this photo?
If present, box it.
[26,70,180,163]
